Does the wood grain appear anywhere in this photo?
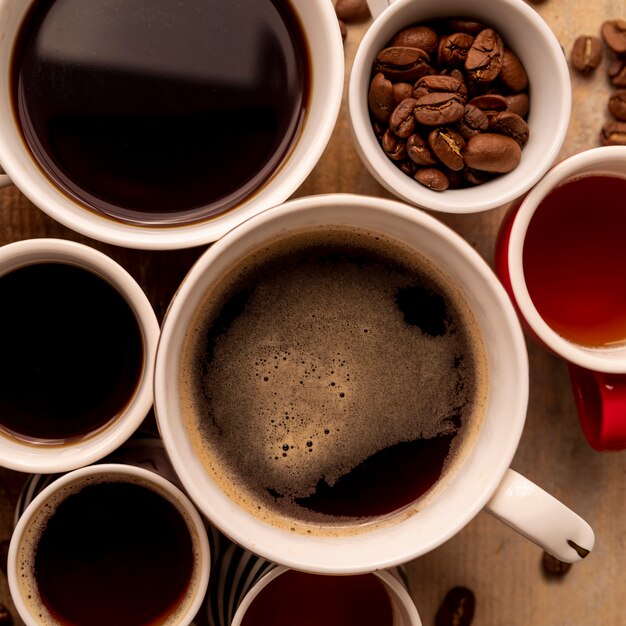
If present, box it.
[1,2,625,624]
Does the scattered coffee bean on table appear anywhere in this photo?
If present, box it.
[334,0,370,22]
[542,551,573,577]
[601,120,626,145]
[609,90,626,120]
[435,586,475,626]
[609,59,626,87]
[601,19,626,55]
[571,35,603,73]
[367,19,530,190]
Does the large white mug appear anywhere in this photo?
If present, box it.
[154,193,594,574]
[0,0,343,250]
[348,0,570,213]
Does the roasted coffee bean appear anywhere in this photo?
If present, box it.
[375,46,431,81]
[542,551,573,577]
[428,127,465,170]
[413,75,467,101]
[464,166,492,185]
[464,133,522,173]
[390,98,418,138]
[609,90,626,121]
[469,93,508,112]
[393,82,415,105]
[465,29,504,83]
[489,110,530,146]
[455,103,489,139]
[398,159,418,176]
[372,120,386,141]
[601,19,626,55]
[601,121,626,145]
[505,92,530,118]
[435,586,475,626]
[500,48,529,91]
[407,133,438,165]
[438,32,475,67]
[447,20,487,36]
[368,73,394,123]
[609,59,626,87]
[414,167,449,190]
[334,0,369,22]
[382,129,408,160]
[571,36,603,74]
[390,25,439,55]
[414,92,465,125]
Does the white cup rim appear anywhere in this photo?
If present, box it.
[0,239,160,472]
[347,0,571,214]
[507,146,626,373]
[7,463,211,626]
[155,192,528,574]
[231,566,421,626]
[0,0,344,250]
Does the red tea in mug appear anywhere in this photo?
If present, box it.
[522,174,626,347]
[240,571,394,626]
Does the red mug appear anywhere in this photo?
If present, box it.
[496,146,626,451]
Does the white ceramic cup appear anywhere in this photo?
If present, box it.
[154,193,594,574]
[0,0,343,250]
[348,0,571,213]
[200,532,420,626]
[496,146,626,451]
[0,238,159,473]
[8,463,211,626]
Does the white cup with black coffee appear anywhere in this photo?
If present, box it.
[154,193,594,573]
[0,238,159,473]
[0,0,343,249]
[8,463,210,626]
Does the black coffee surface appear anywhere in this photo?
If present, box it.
[0,263,143,442]
[32,482,195,626]
[182,228,485,529]
[13,0,308,224]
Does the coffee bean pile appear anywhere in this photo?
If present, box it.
[571,20,626,145]
[368,20,530,191]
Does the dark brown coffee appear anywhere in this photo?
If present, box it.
[180,227,487,534]
[12,0,308,225]
[17,478,199,626]
[0,263,143,442]
[241,571,394,626]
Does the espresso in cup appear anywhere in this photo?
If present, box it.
[0,262,143,442]
[179,225,487,533]
[12,0,309,225]
[12,468,207,626]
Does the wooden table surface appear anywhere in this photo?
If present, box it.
[1,2,625,624]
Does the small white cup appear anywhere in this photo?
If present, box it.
[0,239,159,473]
[8,463,211,626]
[348,0,571,213]
[0,0,343,250]
[154,193,593,574]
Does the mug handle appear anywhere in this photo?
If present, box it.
[366,0,395,20]
[485,469,594,563]
[568,364,626,451]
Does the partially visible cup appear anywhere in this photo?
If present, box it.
[0,0,343,250]
[348,0,570,213]
[0,238,159,472]
[197,533,420,626]
[8,463,210,626]
[496,146,626,451]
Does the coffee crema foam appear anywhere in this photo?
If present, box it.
[180,226,488,535]
[16,475,202,626]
